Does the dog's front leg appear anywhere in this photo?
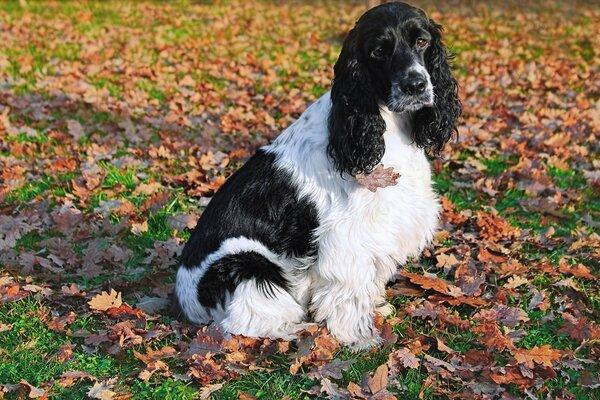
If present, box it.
[310,254,382,351]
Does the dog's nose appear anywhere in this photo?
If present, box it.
[402,78,427,96]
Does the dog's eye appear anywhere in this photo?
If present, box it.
[371,47,384,58]
[416,38,429,48]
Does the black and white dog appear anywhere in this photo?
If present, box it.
[174,2,460,350]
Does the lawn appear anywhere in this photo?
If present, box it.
[0,1,598,399]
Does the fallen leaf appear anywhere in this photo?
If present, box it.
[87,379,117,400]
[400,270,462,297]
[512,345,561,368]
[199,382,224,399]
[88,289,122,311]
[130,221,149,236]
[356,164,400,192]
[389,347,420,369]
[19,380,46,399]
[504,275,529,289]
[558,262,596,280]
[368,364,389,394]
[58,371,96,388]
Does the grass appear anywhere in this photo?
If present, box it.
[0,298,198,400]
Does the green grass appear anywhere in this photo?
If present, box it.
[481,155,513,175]
[0,298,197,400]
[213,368,314,400]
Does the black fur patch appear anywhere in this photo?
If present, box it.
[180,149,319,268]
[197,251,288,308]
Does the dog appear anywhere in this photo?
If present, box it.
[174,2,461,350]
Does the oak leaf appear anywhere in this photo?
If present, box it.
[512,345,561,368]
[88,289,122,311]
[368,364,389,394]
[356,165,400,192]
[558,262,596,280]
[87,378,117,400]
[400,270,462,297]
[19,380,47,399]
[504,275,529,289]
[58,371,95,388]
[388,347,420,369]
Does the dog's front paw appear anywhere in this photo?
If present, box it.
[348,334,383,352]
[328,318,383,352]
[375,301,396,317]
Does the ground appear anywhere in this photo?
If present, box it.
[0,1,599,399]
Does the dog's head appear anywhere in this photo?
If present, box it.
[328,2,462,176]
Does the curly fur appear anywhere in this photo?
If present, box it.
[412,21,462,154]
[328,29,387,177]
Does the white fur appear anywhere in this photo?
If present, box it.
[389,63,434,111]
[176,236,307,326]
[263,92,439,349]
[221,279,306,339]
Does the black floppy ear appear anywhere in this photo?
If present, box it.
[412,20,462,154]
[327,29,386,177]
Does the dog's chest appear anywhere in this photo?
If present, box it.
[344,129,439,261]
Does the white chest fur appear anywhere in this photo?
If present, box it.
[267,93,439,268]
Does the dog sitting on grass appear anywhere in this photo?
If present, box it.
[173,2,461,350]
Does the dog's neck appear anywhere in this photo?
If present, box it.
[378,105,414,146]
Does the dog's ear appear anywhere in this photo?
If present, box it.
[327,28,386,177]
[412,20,462,154]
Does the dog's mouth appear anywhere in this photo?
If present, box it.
[387,89,433,113]
[387,86,434,113]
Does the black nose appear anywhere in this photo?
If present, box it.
[402,78,426,96]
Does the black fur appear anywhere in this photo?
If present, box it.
[197,252,288,308]
[412,21,462,154]
[179,149,319,304]
[327,2,461,176]
[328,26,386,177]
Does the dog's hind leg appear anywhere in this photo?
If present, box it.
[220,279,307,339]
[193,249,308,339]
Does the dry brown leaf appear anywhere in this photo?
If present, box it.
[19,380,47,399]
[368,364,389,394]
[558,262,596,280]
[473,323,515,351]
[133,182,163,196]
[167,213,199,231]
[436,253,459,269]
[504,275,529,289]
[389,347,420,369]
[88,289,122,311]
[46,312,76,332]
[55,342,75,363]
[58,371,96,388]
[199,382,225,399]
[87,379,117,400]
[130,221,149,236]
[512,345,561,368]
[356,165,400,192]
[489,367,533,388]
[476,210,520,242]
[400,270,462,297]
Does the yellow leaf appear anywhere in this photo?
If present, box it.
[504,275,529,289]
[88,289,122,311]
[131,220,149,236]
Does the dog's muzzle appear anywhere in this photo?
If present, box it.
[388,68,434,112]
